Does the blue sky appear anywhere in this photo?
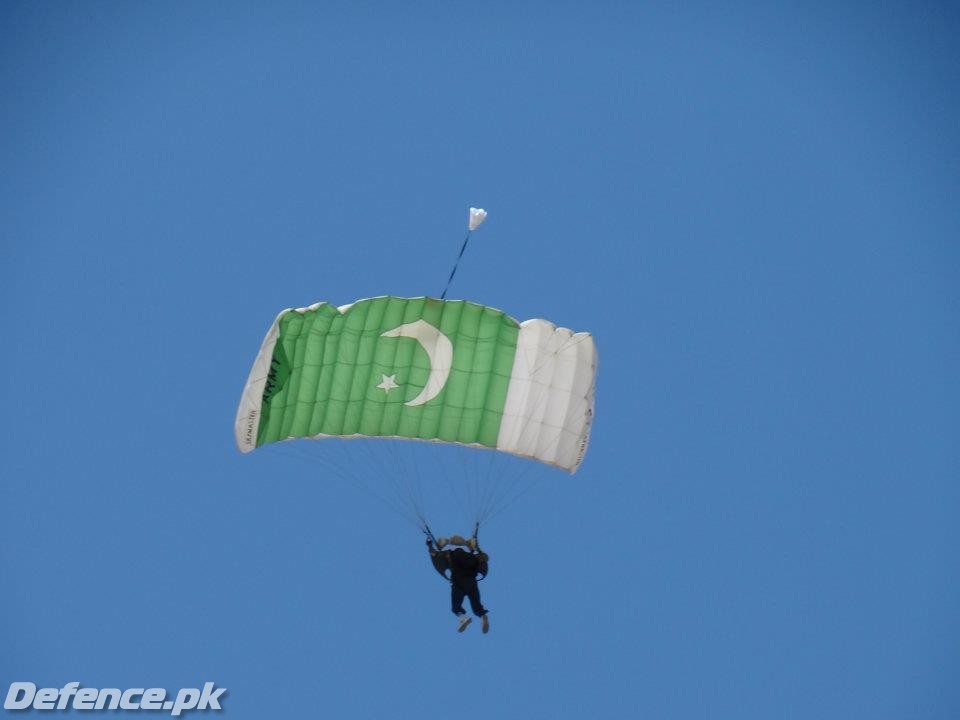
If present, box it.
[2,2,958,718]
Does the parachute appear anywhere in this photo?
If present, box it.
[236,295,596,528]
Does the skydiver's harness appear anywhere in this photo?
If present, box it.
[423,522,487,582]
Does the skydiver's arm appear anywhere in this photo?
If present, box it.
[428,546,451,579]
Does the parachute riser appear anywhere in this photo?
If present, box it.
[472,521,487,581]
[421,521,478,548]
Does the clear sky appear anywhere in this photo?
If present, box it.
[2,2,958,718]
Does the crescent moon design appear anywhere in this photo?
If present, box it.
[380,319,454,407]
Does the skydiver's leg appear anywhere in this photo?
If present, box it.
[451,584,466,616]
[451,584,472,632]
[465,582,487,617]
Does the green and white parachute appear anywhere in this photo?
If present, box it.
[236,296,596,526]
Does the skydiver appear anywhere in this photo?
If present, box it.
[426,534,490,633]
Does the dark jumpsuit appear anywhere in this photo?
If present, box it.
[430,547,488,617]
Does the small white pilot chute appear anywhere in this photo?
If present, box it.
[468,207,488,232]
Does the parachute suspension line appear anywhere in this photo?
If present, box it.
[482,475,545,527]
[471,442,500,530]
[406,441,435,530]
[305,434,436,533]
[350,439,413,517]
[487,395,592,524]
[476,443,539,526]
[477,382,592,526]
[470,450,506,527]
[471,342,550,525]
[320,440,426,529]
[325,437,430,531]
[280,441,424,530]
[456,444,479,531]
[475,443,500,527]
[405,440,432,529]
[435,445,471,527]
[468,435,480,523]
[379,438,430,530]
[477,448,512,527]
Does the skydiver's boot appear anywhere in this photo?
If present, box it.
[457,613,472,633]
[481,614,489,634]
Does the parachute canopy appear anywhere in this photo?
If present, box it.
[236,296,596,472]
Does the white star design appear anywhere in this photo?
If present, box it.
[376,374,399,394]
